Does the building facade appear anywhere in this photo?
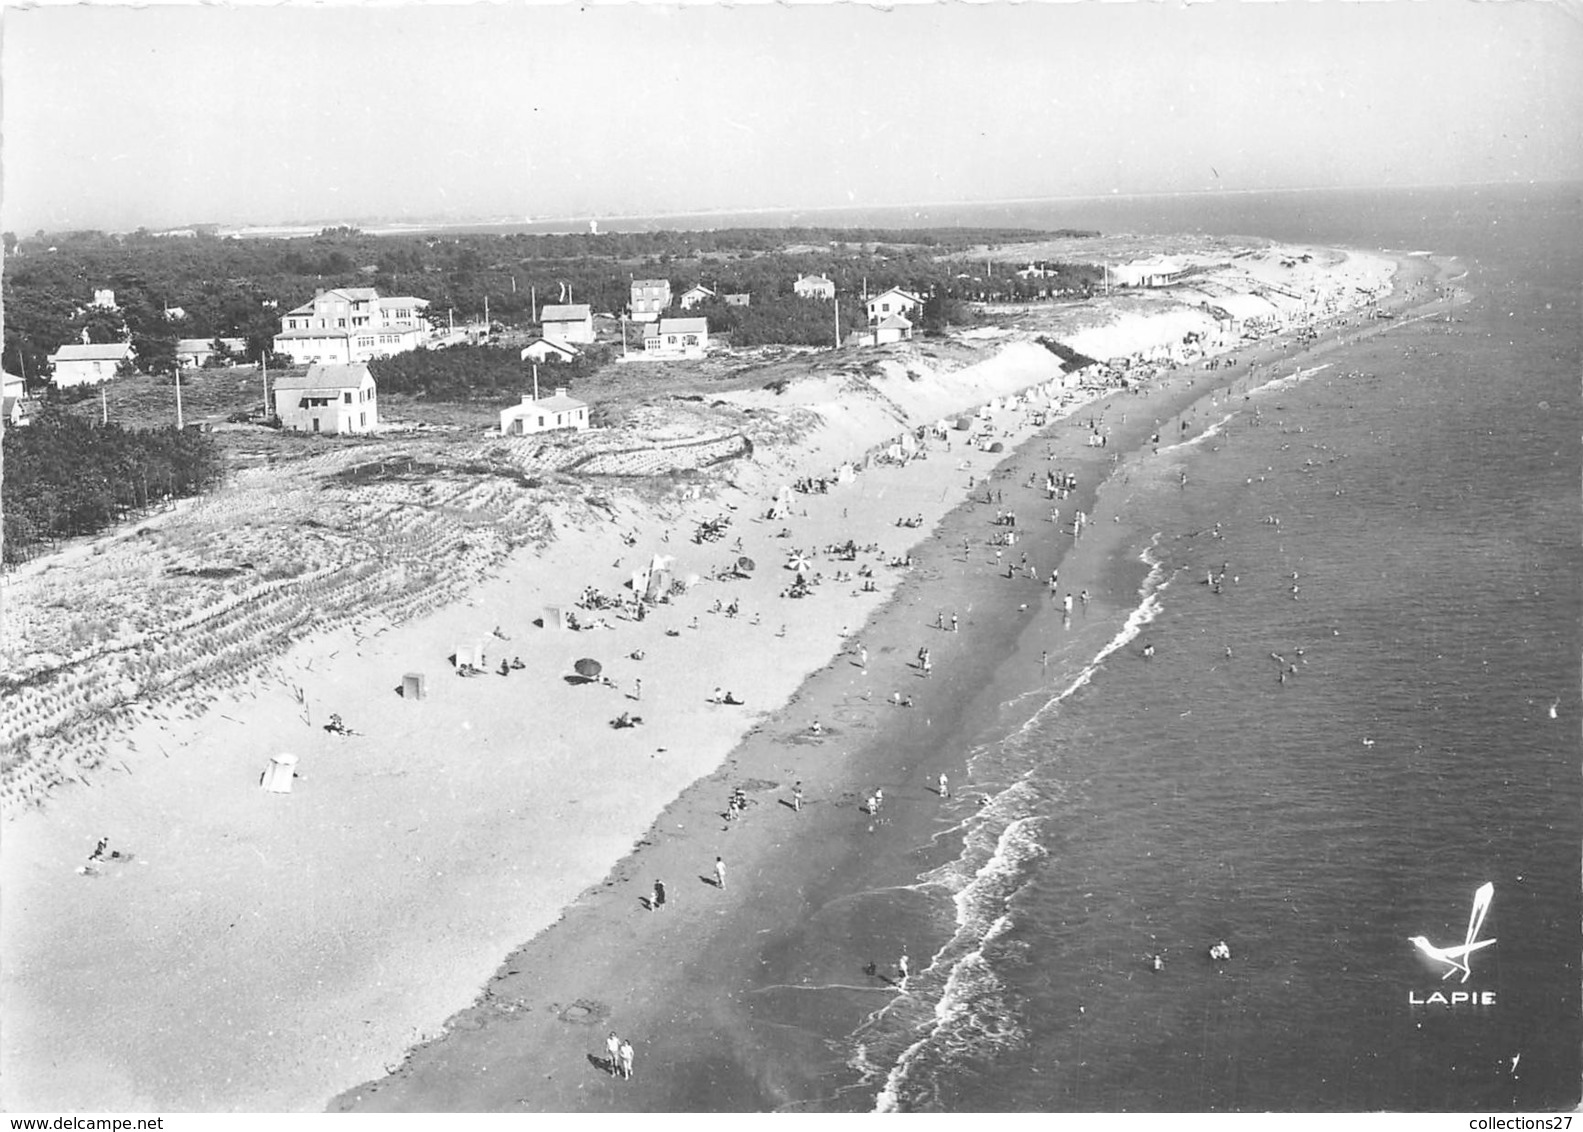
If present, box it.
[630,279,672,322]
[272,363,379,434]
[272,288,430,364]
[679,285,714,310]
[48,342,134,387]
[642,317,709,359]
[865,288,922,324]
[538,303,595,344]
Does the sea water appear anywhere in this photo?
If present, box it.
[845,183,1582,1112]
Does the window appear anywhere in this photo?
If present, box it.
[538,416,545,427]
[344,392,353,404]
[359,412,366,427]
[338,319,347,328]
[312,418,320,433]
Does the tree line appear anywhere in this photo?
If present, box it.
[3,225,1106,386]
[1,408,224,565]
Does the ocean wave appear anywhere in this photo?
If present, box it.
[1247,361,1333,397]
[1157,410,1237,454]
[852,539,1174,1109]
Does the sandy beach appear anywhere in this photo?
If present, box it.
[0,245,1440,1113]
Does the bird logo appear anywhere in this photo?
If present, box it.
[1409,882,1495,984]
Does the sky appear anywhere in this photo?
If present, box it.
[2,0,1581,234]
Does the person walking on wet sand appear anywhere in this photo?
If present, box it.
[652,879,666,910]
[715,856,727,888]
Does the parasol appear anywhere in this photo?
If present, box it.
[737,556,756,573]
[786,553,812,573]
[574,658,602,679]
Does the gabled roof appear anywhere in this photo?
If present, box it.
[870,287,922,304]
[272,363,374,392]
[653,317,709,335]
[877,314,913,329]
[632,279,670,288]
[50,342,133,362]
[680,285,714,296]
[376,296,429,310]
[520,337,580,359]
[539,304,592,322]
[337,287,380,302]
[505,391,587,415]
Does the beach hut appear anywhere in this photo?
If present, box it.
[838,463,856,484]
[899,432,918,453]
[455,644,476,668]
[544,605,571,630]
[401,672,426,700]
[261,753,298,794]
[953,417,971,431]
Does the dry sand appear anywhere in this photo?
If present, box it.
[0,246,1411,1112]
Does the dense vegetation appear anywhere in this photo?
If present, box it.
[4,226,1103,386]
[2,407,224,564]
[368,343,607,401]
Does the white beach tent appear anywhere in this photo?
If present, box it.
[899,431,917,453]
[837,463,856,484]
[261,753,298,793]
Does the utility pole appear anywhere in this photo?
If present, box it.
[484,295,490,329]
[621,314,628,358]
[530,285,537,323]
[174,366,184,429]
[101,386,108,425]
[833,297,841,351]
[262,354,270,418]
[532,363,540,403]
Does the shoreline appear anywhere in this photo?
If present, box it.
[0,248,1430,1113]
[332,251,1451,1112]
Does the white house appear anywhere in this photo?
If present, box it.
[866,287,922,324]
[499,387,588,435]
[872,314,914,346]
[176,337,248,368]
[89,289,117,310]
[48,342,134,387]
[679,285,715,310]
[272,363,379,434]
[520,337,580,364]
[272,288,430,365]
[538,303,595,344]
[793,274,835,300]
[643,317,709,359]
[630,279,672,322]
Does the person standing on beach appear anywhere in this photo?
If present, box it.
[715,856,727,888]
[606,1032,621,1075]
[951,613,959,632]
[898,953,911,983]
[938,772,950,799]
[619,1039,634,1080]
[653,879,666,910]
[792,782,803,811]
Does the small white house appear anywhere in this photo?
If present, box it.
[272,363,379,434]
[643,317,709,359]
[872,313,914,345]
[679,285,715,310]
[865,288,922,325]
[520,337,580,364]
[793,274,835,300]
[499,387,589,435]
[538,303,595,344]
[48,342,134,387]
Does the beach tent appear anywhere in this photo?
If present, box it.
[644,568,672,602]
[455,644,476,668]
[886,444,903,462]
[401,672,426,700]
[631,568,649,596]
[261,753,298,794]
[544,605,571,630]
[899,432,918,453]
[838,463,855,484]
[953,418,971,431]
